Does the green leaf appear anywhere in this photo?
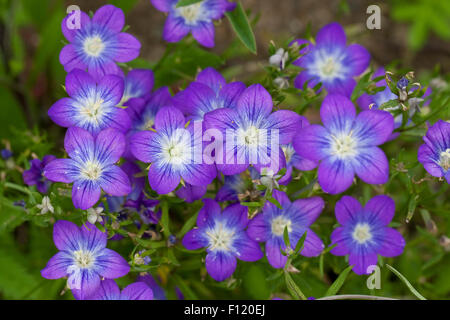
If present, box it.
[294,231,307,255]
[284,271,307,300]
[240,202,261,207]
[160,200,170,237]
[386,264,427,300]
[225,2,257,54]
[267,195,282,209]
[177,211,199,238]
[176,0,203,7]
[324,265,353,297]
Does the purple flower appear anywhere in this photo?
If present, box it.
[293,22,370,97]
[278,116,318,184]
[22,155,56,194]
[137,274,167,300]
[174,67,246,121]
[358,68,432,141]
[41,220,130,299]
[120,69,155,106]
[215,167,260,202]
[60,5,141,81]
[330,195,405,275]
[204,84,302,175]
[293,94,394,194]
[125,194,161,225]
[418,120,450,183]
[44,127,132,210]
[48,69,131,136]
[182,199,263,281]
[176,183,208,203]
[130,106,216,194]
[247,190,324,268]
[151,0,236,48]
[86,279,153,300]
[1,149,13,159]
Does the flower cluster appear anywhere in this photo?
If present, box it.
[23,2,447,300]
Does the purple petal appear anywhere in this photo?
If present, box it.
[176,184,207,203]
[197,198,221,227]
[267,110,303,145]
[364,195,395,226]
[294,71,320,91]
[182,163,216,188]
[41,251,73,279]
[95,129,126,165]
[316,22,347,47]
[173,82,216,119]
[326,78,356,97]
[65,69,96,98]
[148,163,180,194]
[59,45,85,72]
[182,229,207,250]
[80,223,107,252]
[121,282,154,300]
[89,279,120,300]
[320,94,356,133]
[293,124,330,162]
[330,227,351,256]
[129,131,157,163]
[72,180,102,210]
[347,44,370,76]
[88,61,123,82]
[154,106,185,132]
[92,4,125,33]
[291,196,324,227]
[237,84,273,121]
[418,144,443,177]
[196,67,226,93]
[353,147,389,185]
[99,166,132,196]
[318,157,355,194]
[64,127,95,161]
[378,228,405,257]
[48,98,78,128]
[234,233,263,261]
[353,110,394,146]
[72,269,101,299]
[300,229,324,257]
[335,195,362,225]
[424,120,450,152]
[192,21,215,48]
[271,189,291,208]
[115,33,141,63]
[53,220,82,251]
[163,16,190,43]
[356,93,375,110]
[97,75,124,107]
[222,203,249,230]
[204,107,239,132]
[62,11,90,42]
[43,158,78,183]
[266,238,287,269]
[220,82,246,109]
[151,0,175,12]
[125,69,154,99]
[205,251,237,281]
[96,248,130,279]
[247,214,269,242]
[291,154,318,171]
[349,252,378,275]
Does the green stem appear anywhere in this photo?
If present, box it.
[318,294,397,300]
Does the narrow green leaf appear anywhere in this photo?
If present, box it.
[176,0,203,8]
[283,226,290,250]
[177,211,199,237]
[324,265,353,296]
[386,264,427,300]
[240,201,261,207]
[268,196,282,209]
[294,231,307,255]
[284,272,307,300]
[225,2,257,54]
[160,200,170,237]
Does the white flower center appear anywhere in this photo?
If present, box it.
[176,2,203,25]
[271,216,292,236]
[206,222,235,252]
[81,161,102,181]
[161,130,192,166]
[330,132,357,158]
[352,223,372,244]
[439,148,450,171]
[83,36,105,57]
[80,98,105,124]
[320,57,339,77]
[73,250,95,269]
[239,126,261,146]
[282,145,295,164]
